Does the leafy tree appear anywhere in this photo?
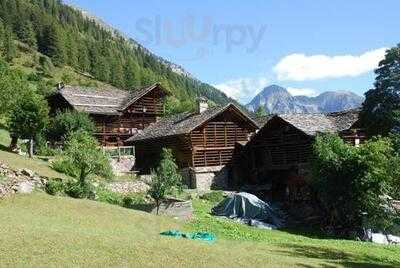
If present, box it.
[148,148,183,214]
[53,131,113,187]
[8,91,49,158]
[255,106,267,118]
[311,134,400,236]
[46,110,95,143]
[0,60,25,117]
[361,45,400,136]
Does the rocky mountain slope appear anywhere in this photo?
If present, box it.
[247,85,364,114]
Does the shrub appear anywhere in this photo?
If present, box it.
[52,157,80,178]
[122,193,147,208]
[311,134,400,236]
[96,187,123,206]
[45,178,65,195]
[200,191,225,204]
[52,131,113,187]
[46,110,95,144]
[95,187,147,208]
[64,180,94,199]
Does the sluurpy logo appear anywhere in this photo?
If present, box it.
[134,14,267,60]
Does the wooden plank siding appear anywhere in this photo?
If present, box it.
[135,135,193,173]
[92,88,165,147]
[190,112,252,167]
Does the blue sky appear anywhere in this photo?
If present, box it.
[64,0,399,104]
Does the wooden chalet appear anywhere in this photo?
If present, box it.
[231,109,366,201]
[48,83,168,147]
[127,100,259,190]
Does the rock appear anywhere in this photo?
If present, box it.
[0,161,48,197]
[21,169,35,178]
[16,181,35,194]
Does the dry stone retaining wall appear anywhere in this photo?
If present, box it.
[0,162,47,197]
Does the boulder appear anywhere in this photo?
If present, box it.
[16,181,35,194]
[21,169,35,178]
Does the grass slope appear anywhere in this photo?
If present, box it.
[0,128,68,179]
[0,194,399,267]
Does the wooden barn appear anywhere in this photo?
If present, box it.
[127,100,259,190]
[48,83,168,147]
[231,109,366,202]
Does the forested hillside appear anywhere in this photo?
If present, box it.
[0,0,235,113]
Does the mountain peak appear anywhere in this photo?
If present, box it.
[247,85,363,114]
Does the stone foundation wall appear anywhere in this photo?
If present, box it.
[181,166,229,191]
[110,156,135,175]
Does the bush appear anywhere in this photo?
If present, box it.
[46,111,95,144]
[95,187,147,208]
[200,191,225,204]
[96,187,123,206]
[311,134,400,236]
[122,193,147,208]
[64,180,94,199]
[52,157,80,178]
[45,178,65,195]
[52,131,113,186]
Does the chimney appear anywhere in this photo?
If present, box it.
[197,97,208,114]
[56,82,65,90]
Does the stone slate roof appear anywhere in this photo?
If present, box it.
[57,83,163,116]
[274,108,361,136]
[127,103,259,142]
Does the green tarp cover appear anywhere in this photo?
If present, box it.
[160,230,216,241]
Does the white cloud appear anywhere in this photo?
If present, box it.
[274,47,387,81]
[214,77,269,103]
[287,87,318,97]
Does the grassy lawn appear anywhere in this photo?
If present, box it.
[0,194,399,267]
[0,127,69,179]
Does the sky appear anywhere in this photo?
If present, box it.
[64,0,400,104]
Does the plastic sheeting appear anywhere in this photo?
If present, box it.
[363,229,400,245]
[160,230,216,241]
[211,192,284,229]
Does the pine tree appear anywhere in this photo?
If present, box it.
[77,39,90,72]
[110,57,124,88]
[40,23,65,66]
[65,30,78,68]
[0,20,5,57]
[255,106,267,118]
[3,26,16,62]
[17,21,37,49]
[124,58,140,88]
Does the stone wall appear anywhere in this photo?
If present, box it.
[107,181,149,194]
[0,162,47,197]
[181,166,229,191]
[110,156,135,176]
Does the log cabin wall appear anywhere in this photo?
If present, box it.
[339,129,367,146]
[93,89,165,147]
[232,118,313,187]
[190,111,252,168]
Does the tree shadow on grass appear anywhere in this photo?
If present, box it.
[277,243,400,268]
[0,144,9,152]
